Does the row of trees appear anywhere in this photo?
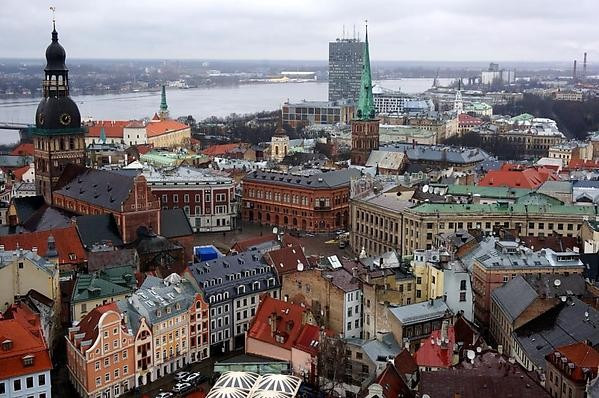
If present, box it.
[495,94,599,140]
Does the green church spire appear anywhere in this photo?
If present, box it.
[356,22,375,120]
[160,85,168,112]
[100,127,106,143]
[159,84,169,119]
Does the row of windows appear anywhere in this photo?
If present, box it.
[95,366,128,386]
[0,374,47,394]
[162,192,228,204]
[94,350,128,369]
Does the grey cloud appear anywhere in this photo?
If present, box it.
[0,0,598,61]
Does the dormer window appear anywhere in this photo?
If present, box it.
[166,307,171,314]
[22,355,34,367]
[238,285,246,294]
[1,340,13,351]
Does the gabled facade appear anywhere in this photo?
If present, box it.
[52,166,161,243]
[66,303,135,398]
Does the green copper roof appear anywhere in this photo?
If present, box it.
[72,266,136,303]
[408,202,597,216]
[100,127,106,143]
[160,85,168,112]
[356,25,375,120]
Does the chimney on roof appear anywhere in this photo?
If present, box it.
[46,235,58,259]
[441,319,449,343]
[269,312,277,336]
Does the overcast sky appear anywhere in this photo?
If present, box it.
[1,0,598,62]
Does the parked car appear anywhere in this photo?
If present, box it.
[174,371,190,381]
[172,382,192,394]
[155,392,174,398]
[182,372,207,385]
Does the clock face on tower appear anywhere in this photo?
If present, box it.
[59,113,72,126]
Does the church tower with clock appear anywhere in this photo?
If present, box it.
[33,22,86,202]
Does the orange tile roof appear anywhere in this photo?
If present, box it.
[12,164,31,181]
[201,143,241,156]
[146,119,189,138]
[458,114,483,125]
[0,225,86,264]
[567,159,599,170]
[76,302,119,352]
[415,327,455,369]
[292,324,329,355]
[10,143,34,156]
[0,305,51,379]
[548,342,599,382]
[479,163,557,189]
[87,120,131,138]
[247,295,310,351]
[264,246,309,276]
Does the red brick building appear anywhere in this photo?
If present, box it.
[142,166,236,232]
[52,165,160,243]
[241,169,360,233]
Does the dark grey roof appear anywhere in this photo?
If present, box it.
[380,143,491,164]
[22,204,73,232]
[12,196,45,224]
[55,166,135,211]
[573,180,599,188]
[491,276,539,322]
[189,251,279,302]
[160,209,193,238]
[75,214,123,249]
[87,249,138,272]
[514,297,599,370]
[243,168,361,189]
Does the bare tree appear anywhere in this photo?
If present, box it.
[317,335,350,397]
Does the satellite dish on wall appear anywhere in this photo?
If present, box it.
[272,227,278,234]
[297,262,304,272]
[422,184,430,193]
[554,279,561,287]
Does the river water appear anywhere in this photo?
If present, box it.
[0,77,453,145]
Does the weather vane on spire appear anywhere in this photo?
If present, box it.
[50,6,56,29]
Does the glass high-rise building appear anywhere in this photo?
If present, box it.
[328,38,365,102]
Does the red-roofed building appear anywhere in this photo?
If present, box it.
[246,295,325,381]
[201,143,243,157]
[567,159,599,171]
[66,303,135,398]
[10,143,35,157]
[86,120,131,145]
[0,225,86,270]
[458,113,483,134]
[478,163,558,189]
[264,245,309,280]
[0,304,52,397]
[364,361,414,398]
[84,119,190,149]
[146,119,190,148]
[414,321,456,371]
[545,342,599,398]
[12,163,35,183]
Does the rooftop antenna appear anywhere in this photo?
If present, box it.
[343,24,345,40]
[353,24,356,40]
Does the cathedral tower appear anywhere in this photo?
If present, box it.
[350,23,379,166]
[33,22,86,203]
